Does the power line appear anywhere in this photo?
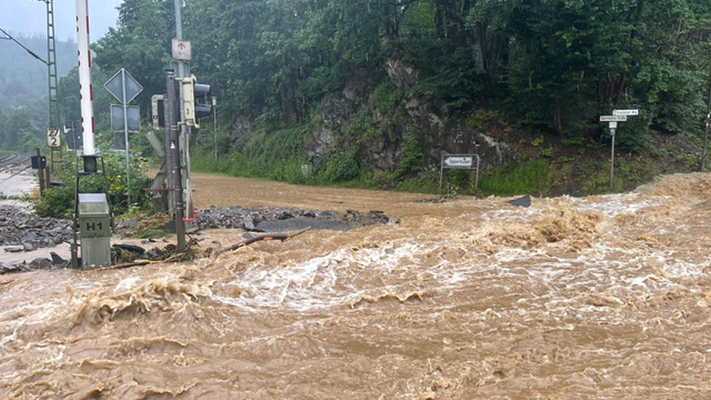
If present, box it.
[0,72,48,116]
[0,27,49,65]
[0,86,19,107]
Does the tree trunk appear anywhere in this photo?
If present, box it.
[553,96,564,135]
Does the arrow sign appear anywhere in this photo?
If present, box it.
[444,156,473,168]
[613,109,639,116]
[172,39,192,61]
[600,115,627,122]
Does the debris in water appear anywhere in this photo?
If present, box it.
[507,195,532,208]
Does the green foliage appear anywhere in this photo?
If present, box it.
[477,161,556,197]
[342,109,378,143]
[371,81,404,116]
[396,133,423,177]
[539,147,554,158]
[677,154,699,170]
[34,144,152,218]
[0,35,76,109]
[324,150,362,183]
[74,0,711,198]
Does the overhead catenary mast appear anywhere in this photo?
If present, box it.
[75,0,96,160]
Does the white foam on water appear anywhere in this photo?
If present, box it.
[569,194,662,217]
[114,276,143,294]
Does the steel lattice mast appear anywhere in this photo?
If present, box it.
[44,0,59,131]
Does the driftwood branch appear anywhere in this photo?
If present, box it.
[223,227,311,252]
[84,227,312,274]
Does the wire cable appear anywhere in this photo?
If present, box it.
[0,27,49,65]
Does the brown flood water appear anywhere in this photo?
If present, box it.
[2,172,711,399]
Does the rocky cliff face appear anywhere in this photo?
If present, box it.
[232,59,520,178]
[302,59,519,176]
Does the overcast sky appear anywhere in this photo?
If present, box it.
[0,0,122,42]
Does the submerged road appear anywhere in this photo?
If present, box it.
[1,171,711,399]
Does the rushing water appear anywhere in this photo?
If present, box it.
[1,172,711,399]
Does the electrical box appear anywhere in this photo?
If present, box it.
[78,193,111,270]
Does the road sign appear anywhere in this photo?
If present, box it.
[600,115,627,122]
[110,105,140,132]
[47,128,60,148]
[613,109,639,116]
[105,68,143,104]
[172,39,192,61]
[609,122,617,129]
[443,156,473,168]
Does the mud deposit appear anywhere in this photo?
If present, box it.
[2,173,711,399]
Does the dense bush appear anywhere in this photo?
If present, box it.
[34,147,151,218]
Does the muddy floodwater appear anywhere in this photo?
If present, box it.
[2,172,711,399]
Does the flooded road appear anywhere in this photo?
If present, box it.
[2,172,711,399]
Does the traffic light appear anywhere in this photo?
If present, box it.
[180,75,212,128]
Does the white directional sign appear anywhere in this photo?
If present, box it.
[47,128,60,148]
[600,115,627,122]
[444,156,473,168]
[613,109,639,116]
[172,39,192,61]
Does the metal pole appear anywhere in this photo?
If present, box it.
[36,148,45,196]
[75,0,95,156]
[703,115,710,171]
[702,82,711,171]
[121,69,131,199]
[166,70,186,252]
[212,96,217,158]
[475,154,480,190]
[439,154,444,193]
[610,128,616,191]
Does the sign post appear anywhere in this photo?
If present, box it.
[439,154,481,193]
[105,68,143,196]
[601,110,639,191]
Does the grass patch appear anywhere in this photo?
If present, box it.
[476,160,556,197]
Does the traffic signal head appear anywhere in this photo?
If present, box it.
[194,83,212,119]
[180,75,212,128]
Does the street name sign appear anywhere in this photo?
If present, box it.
[443,156,473,168]
[613,109,639,116]
[172,39,192,61]
[47,128,60,148]
[600,115,627,122]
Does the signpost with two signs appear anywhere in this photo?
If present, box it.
[600,109,639,190]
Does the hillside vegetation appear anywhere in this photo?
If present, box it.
[0,35,76,152]
[57,0,711,195]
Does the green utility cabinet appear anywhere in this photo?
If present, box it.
[78,193,111,270]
